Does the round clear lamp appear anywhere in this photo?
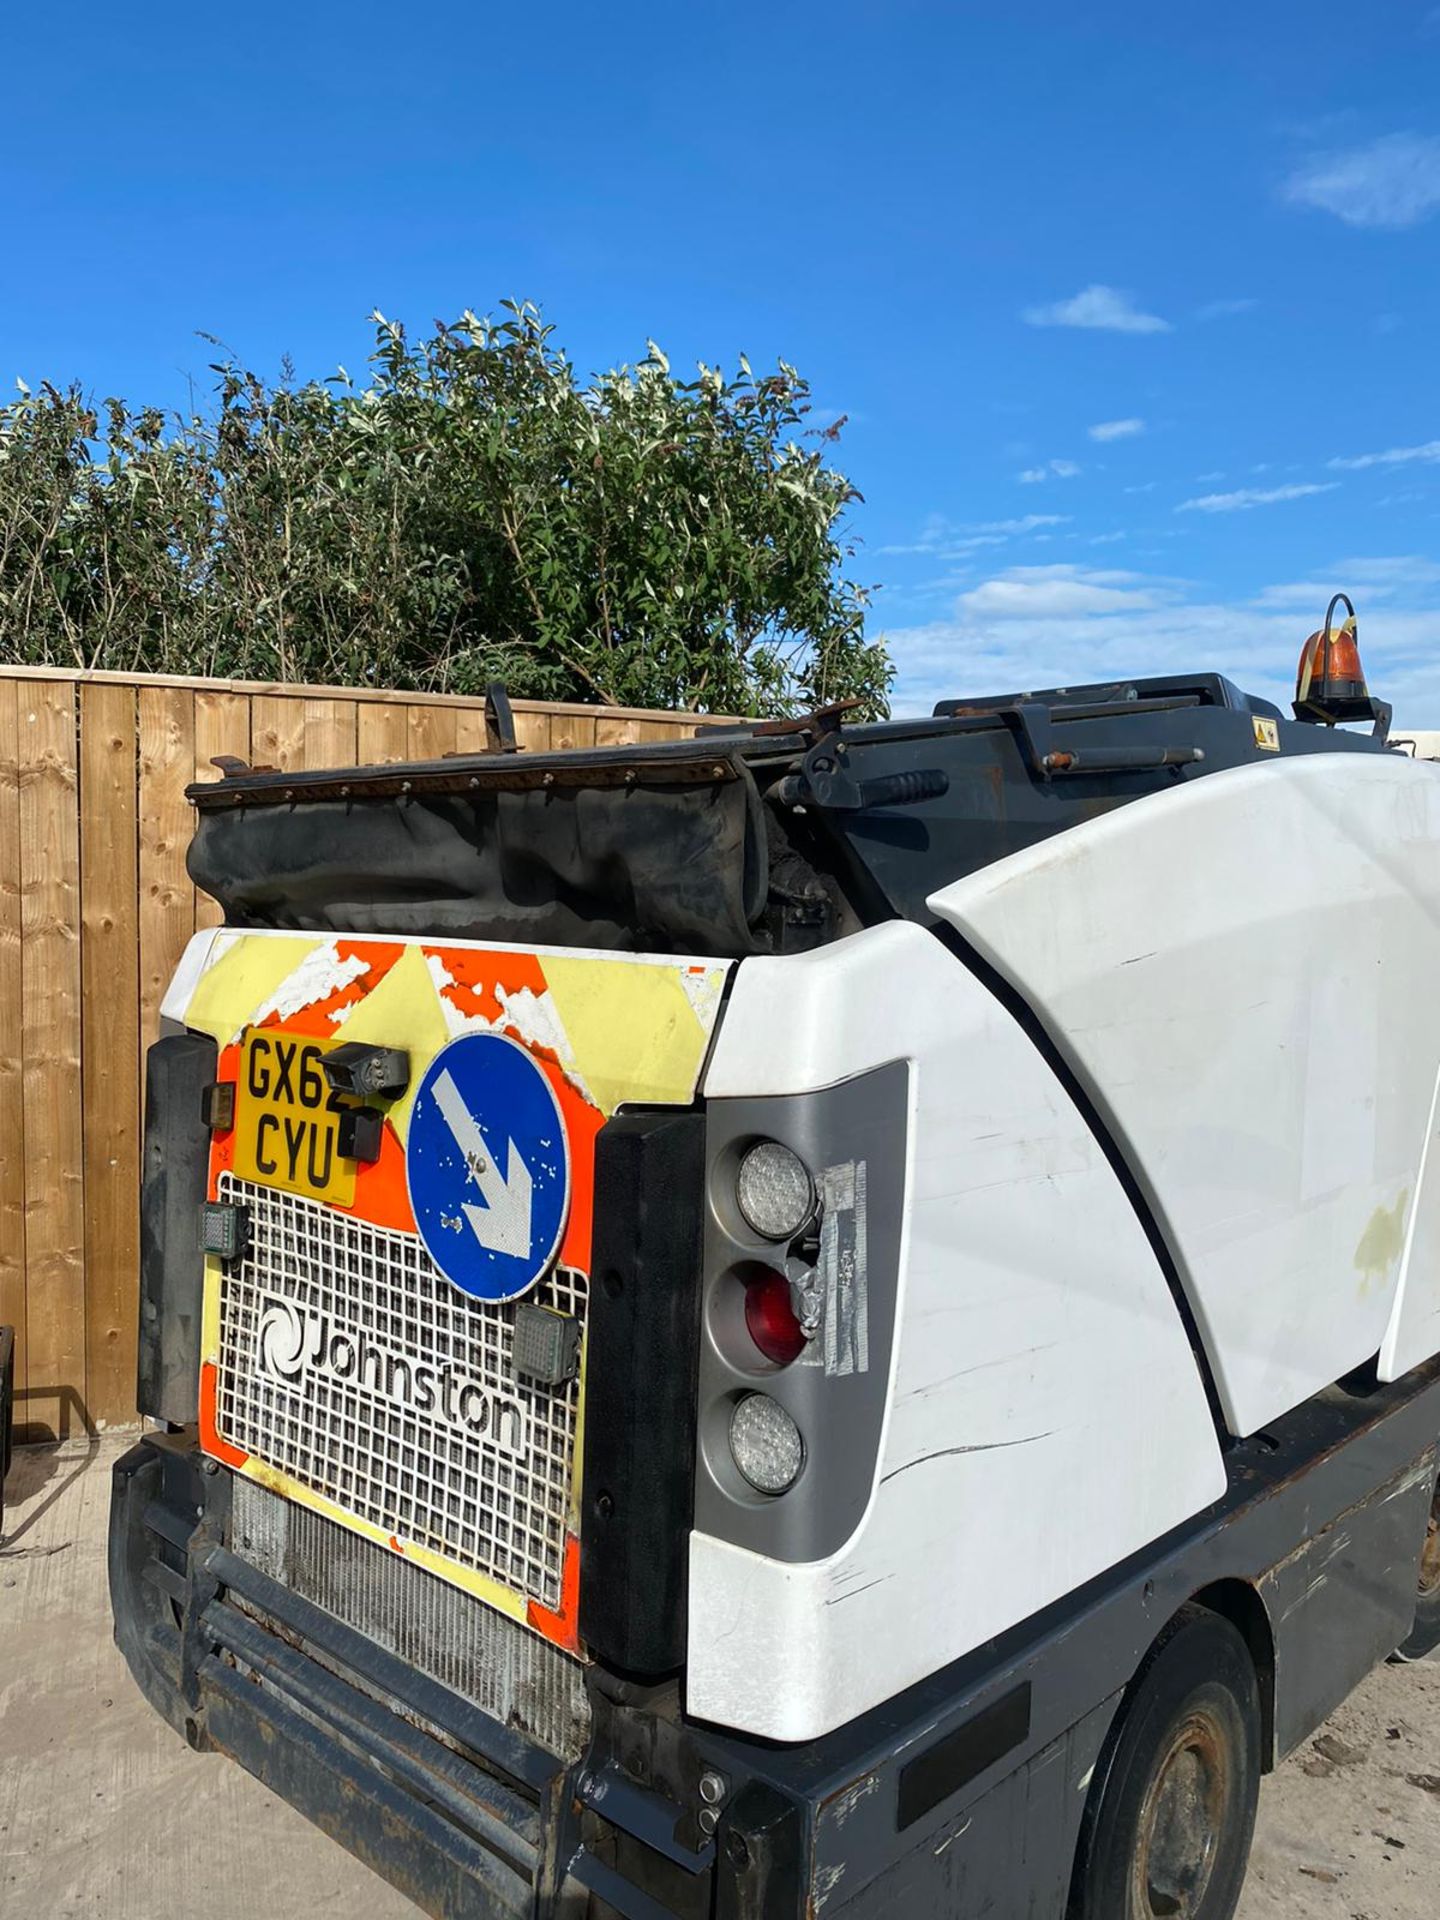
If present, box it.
[735,1140,815,1241]
[728,1393,805,1495]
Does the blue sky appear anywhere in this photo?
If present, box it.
[4,1,1439,719]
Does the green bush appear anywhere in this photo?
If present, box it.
[0,304,889,717]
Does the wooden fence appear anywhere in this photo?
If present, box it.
[0,666,706,1441]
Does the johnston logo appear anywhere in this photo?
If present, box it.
[256,1293,529,1460]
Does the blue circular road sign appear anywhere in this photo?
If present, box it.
[406,1032,570,1303]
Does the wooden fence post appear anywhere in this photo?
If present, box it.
[18,680,84,1440]
[80,684,141,1429]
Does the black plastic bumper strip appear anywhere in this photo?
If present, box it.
[203,1598,540,1868]
[199,1651,533,1916]
[199,1541,559,1792]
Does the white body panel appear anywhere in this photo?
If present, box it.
[690,922,1224,1742]
[931,751,1440,1436]
[1380,1061,1440,1381]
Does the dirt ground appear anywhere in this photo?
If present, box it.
[2,1435,1437,1919]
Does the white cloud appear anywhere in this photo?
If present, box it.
[1245,564,1440,614]
[887,560,1440,724]
[878,535,1006,558]
[1088,417,1145,442]
[1249,581,1344,612]
[878,512,1068,556]
[1342,555,1440,588]
[1252,581,1391,614]
[1283,133,1440,230]
[1022,284,1172,335]
[959,565,1166,621]
[1195,297,1257,322]
[1177,482,1339,514]
[1328,438,1440,472]
[1018,458,1082,484]
[973,514,1070,535]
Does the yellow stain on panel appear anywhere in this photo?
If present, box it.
[541,957,710,1115]
[1355,1188,1410,1294]
[184,933,321,1045]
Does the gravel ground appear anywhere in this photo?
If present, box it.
[2,1435,1437,1918]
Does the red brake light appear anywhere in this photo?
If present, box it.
[744,1268,806,1367]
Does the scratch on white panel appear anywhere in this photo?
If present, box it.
[881,1433,1056,1486]
[825,1574,891,1608]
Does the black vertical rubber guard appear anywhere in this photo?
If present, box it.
[137,1032,217,1425]
[579,1109,707,1676]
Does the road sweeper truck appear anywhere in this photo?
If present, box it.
[111,601,1440,1920]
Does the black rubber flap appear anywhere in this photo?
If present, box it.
[580,1110,707,1674]
[137,1032,216,1424]
[188,772,768,956]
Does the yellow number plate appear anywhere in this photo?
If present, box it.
[233,1030,358,1206]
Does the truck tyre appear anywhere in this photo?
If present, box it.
[1394,1473,1440,1662]
[1068,1605,1261,1920]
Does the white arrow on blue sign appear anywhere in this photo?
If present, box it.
[406,1032,571,1303]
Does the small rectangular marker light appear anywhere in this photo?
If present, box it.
[199,1201,248,1262]
[201,1081,236,1132]
[512,1304,581,1387]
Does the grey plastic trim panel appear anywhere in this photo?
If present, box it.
[694,1061,909,1562]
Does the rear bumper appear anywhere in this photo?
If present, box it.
[111,1425,1106,1920]
[111,1384,1440,1917]
[109,1427,1109,1920]
[111,1435,590,1918]
[111,1434,779,1920]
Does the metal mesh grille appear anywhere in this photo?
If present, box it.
[214,1172,586,1612]
[232,1477,591,1761]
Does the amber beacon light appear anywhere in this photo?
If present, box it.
[1293,592,1380,727]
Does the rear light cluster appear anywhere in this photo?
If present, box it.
[722,1139,821,1495]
